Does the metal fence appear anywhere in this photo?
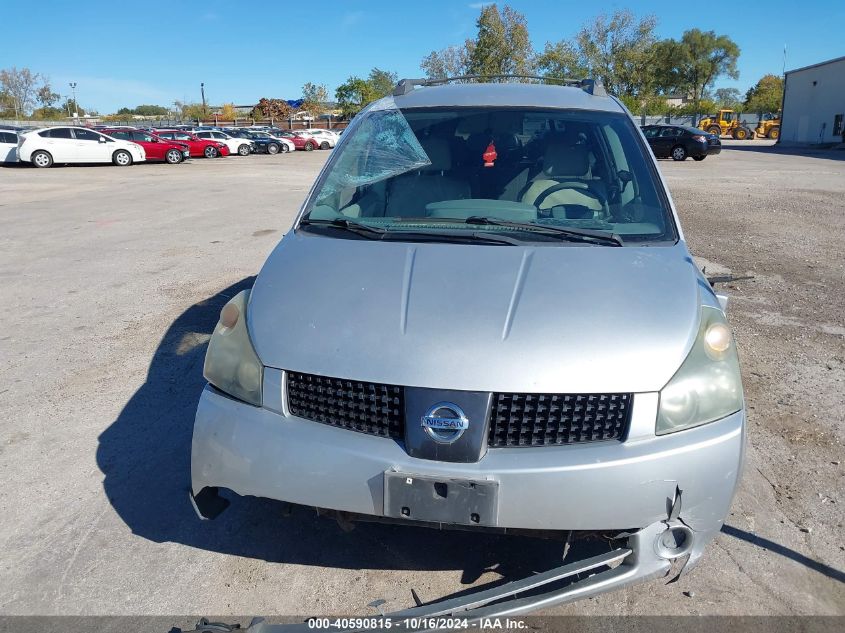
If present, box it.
[637,113,766,127]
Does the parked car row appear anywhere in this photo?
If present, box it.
[0,124,342,167]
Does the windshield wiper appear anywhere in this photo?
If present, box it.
[463,216,623,246]
[299,217,519,245]
[299,217,388,239]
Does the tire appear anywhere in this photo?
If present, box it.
[165,149,183,164]
[304,141,314,151]
[237,144,250,156]
[113,150,133,166]
[320,141,330,150]
[733,127,748,140]
[31,150,53,168]
[671,145,687,161]
[204,145,219,158]
[769,127,780,140]
[707,126,722,137]
[280,143,290,153]
[267,143,280,155]
[693,156,706,161]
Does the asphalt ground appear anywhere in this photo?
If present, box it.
[0,141,842,618]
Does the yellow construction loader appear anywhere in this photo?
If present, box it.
[698,109,755,139]
[755,113,781,139]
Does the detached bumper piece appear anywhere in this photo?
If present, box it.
[182,545,669,632]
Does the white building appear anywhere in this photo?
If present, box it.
[780,55,845,145]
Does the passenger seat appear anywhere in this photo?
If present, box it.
[385,138,470,218]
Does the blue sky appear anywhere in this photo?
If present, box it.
[1,0,842,113]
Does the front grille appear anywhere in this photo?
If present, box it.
[488,393,632,447]
[286,371,404,439]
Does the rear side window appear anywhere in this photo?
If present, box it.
[110,131,130,140]
[0,132,16,143]
[40,128,74,139]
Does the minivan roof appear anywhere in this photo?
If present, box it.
[392,82,624,113]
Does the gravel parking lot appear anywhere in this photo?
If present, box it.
[0,143,843,618]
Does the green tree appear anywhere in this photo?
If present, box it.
[62,98,85,117]
[535,41,585,79]
[655,29,740,115]
[0,66,41,118]
[467,4,533,77]
[367,68,398,99]
[335,76,374,118]
[133,104,168,116]
[30,106,65,120]
[421,44,471,79]
[116,107,133,115]
[36,82,60,108]
[744,74,783,114]
[301,81,329,115]
[573,10,659,97]
[420,4,531,81]
[714,87,743,109]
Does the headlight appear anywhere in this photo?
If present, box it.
[656,306,743,434]
[203,289,263,406]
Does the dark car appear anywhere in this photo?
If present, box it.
[227,129,286,155]
[641,125,721,161]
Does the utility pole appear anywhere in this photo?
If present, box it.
[201,83,207,112]
[69,82,78,118]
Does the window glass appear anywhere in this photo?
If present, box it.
[641,127,658,138]
[196,132,211,138]
[303,105,676,243]
[73,128,101,141]
[110,131,131,140]
[131,131,154,142]
[0,132,15,143]
[658,128,681,138]
[46,128,74,139]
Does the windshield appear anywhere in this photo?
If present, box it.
[301,103,677,244]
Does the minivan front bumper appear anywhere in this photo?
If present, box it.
[192,379,744,565]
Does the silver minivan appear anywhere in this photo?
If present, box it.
[191,78,745,614]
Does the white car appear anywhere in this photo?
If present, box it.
[301,128,337,149]
[1,129,19,162]
[17,126,146,168]
[194,130,254,156]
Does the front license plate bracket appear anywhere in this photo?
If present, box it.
[383,471,499,527]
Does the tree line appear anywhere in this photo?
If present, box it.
[1,6,784,123]
[417,4,783,117]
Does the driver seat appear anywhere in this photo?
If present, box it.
[520,143,605,218]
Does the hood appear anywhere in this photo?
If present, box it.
[248,233,703,394]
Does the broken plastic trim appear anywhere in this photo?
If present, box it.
[179,548,635,633]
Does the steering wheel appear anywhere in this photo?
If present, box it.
[532,182,609,218]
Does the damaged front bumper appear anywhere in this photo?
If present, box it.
[190,383,745,612]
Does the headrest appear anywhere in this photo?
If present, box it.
[419,137,451,171]
[542,143,589,178]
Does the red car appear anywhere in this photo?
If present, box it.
[274,130,317,151]
[153,129,230,158]
[101,128,190,164]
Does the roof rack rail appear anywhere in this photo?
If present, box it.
[392,75,607,97]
